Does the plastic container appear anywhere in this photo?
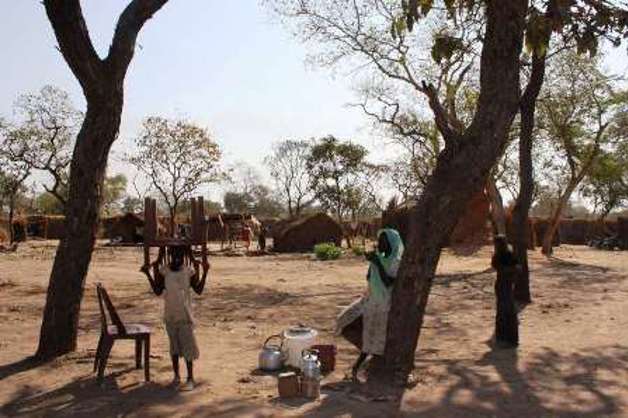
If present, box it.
[282,326,318,368]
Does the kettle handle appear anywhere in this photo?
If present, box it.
[264,334,283,349]
[301,348,320,357]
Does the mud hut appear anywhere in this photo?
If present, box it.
[101,213,145,243]
[381,203,413,244]
[382,191,491,248]
[25,215,48,238]
[273,213,343,253]
[531,217,560,248]
[618,217,628,249]
[448,191,491,246]
[558,219,617,245]
[0,218,26,242]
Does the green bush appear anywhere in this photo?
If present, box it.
[314,243,342,260]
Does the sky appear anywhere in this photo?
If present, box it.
[0,1,371,200]
[1,1,627,204]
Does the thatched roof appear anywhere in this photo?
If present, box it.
[273,213,343,253]
[382,191,491,249]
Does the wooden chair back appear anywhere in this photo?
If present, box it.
[96,283,127,336]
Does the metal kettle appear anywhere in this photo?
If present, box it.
[259,335,286,371]
[301,348,321,379]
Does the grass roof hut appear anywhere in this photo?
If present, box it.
[273,213,343,253]
[382,191,491,249]
[101,213,145,243]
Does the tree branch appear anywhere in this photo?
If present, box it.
[43,0,104,94]
[106,0,170,81]
[419,81,458,143]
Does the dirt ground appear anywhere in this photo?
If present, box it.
[0,241,627,418]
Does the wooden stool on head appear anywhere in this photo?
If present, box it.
[143,196,209,264]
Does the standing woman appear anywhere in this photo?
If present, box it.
[351,228,404,379]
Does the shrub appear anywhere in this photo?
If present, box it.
[314,243,342,260]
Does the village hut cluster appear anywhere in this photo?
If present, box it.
[1,192,627,253]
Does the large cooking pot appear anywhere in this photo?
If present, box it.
[259,335,286,371]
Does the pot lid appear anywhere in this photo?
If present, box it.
[283,326,317,339]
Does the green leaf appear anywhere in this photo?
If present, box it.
[420,0,433,16]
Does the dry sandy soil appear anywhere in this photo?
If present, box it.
[0,241,627,417]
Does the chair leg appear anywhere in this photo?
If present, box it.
[144,335,150,382]
[135,339,142,369]
[94,334,104,372]
[97,338,114,384]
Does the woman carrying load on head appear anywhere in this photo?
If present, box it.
[336,228,404,380]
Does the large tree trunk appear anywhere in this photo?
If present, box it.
[36,97,122,359]
[542,181,577,256]
[512,54,546,304]
[36,0,169,360]
[371,0,528,385]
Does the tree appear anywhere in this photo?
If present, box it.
[0,163,31,244]
[102,174,129,216]
[511,0,628,302]
[264,139,313,217]
[6,85,81,206]
[581,146,628,220]
[270,0,542,383]
[251,185,285,218]
[224,164,285,217]
[224,191,255,214]
[510,51,547,303]
[0,121,32,243]
[121,196,143,214]
[539,52,627,255]
[128,116,222,232]
[34,192,65,215]
[37,0,170,360]
[306,136,369,222]
[177,198,223,216]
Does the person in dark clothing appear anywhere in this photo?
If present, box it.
[491,235,520,347]
[258,226,267,251]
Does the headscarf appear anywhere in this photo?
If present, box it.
[368,228,404,301]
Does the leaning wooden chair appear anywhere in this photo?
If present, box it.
[94,283,151,383]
